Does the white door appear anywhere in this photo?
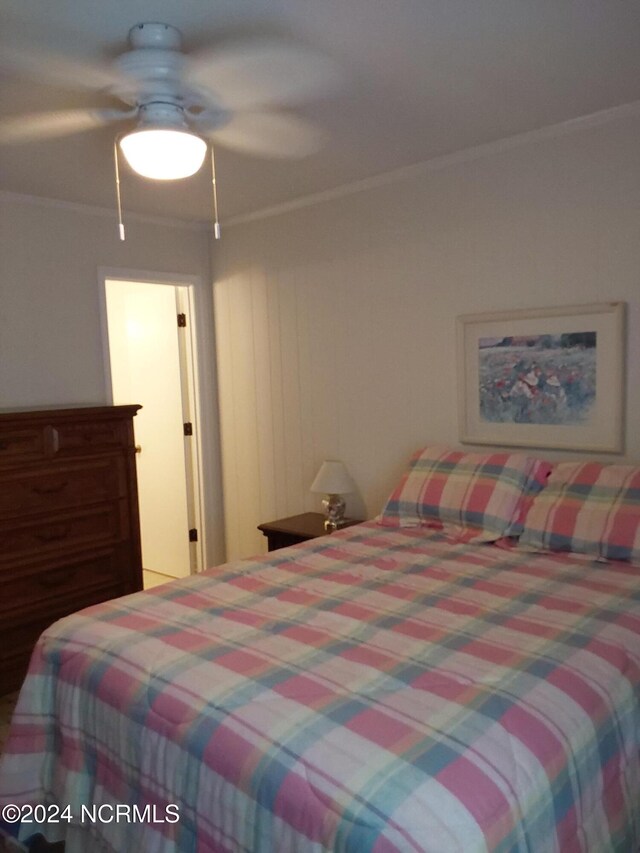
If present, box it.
[105,280,193,578]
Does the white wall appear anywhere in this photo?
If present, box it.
[0,192,225,566]
[214,111,640,559]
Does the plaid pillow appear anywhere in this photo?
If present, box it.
[503,456,553,537]
[519,462,640,563]
[378,446,545,542]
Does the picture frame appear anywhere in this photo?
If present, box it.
[457,302,625,452]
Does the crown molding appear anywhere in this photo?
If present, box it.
[224,98,640,229]
[0,188,208,232]
[3,98,640,234]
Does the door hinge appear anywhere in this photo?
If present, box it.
[183,422,193,436]
[189,528,198,542]
[177,313,187,328]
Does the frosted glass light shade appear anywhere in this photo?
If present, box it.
[310,460,354,495]
[120,128,207,180]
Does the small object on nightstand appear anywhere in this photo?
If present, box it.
[310,460,355,531]
[258,512,362,552]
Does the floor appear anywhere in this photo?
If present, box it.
[143,569,176,589]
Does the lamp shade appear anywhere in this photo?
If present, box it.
[310,460,354,495]
[119,128,207,180]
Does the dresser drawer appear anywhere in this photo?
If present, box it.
[0,417,129,468]
[0,424,47,467]
[0,613,57,693]
[1,549,126,622]
[0,457,125,517]
[0,573,125,693]
[53,418,128,456]
[0,503,123,562]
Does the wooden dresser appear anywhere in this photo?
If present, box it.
[0,405,143,693]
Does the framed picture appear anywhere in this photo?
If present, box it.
[457,302,625,452]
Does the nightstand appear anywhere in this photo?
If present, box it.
[257,512,362,552]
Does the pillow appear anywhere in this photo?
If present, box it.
[378,446,548,542]
[518,461,640,563]
[503,456,553,537]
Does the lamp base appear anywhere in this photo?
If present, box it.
[322,494,346,532]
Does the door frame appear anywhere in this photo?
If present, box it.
[98,267,206,574]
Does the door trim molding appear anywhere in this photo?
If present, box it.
[98,267,206,574]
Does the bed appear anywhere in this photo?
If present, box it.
[1,447,640,852]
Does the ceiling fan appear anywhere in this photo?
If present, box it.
[0,21,338,237]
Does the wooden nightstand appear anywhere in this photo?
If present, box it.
[257,512,362,552]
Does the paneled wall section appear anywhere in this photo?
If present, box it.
[214,114,640,559]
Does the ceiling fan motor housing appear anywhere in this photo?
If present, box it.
[137,102,190,130]
[114,23,190,107]
[128,22,183,51]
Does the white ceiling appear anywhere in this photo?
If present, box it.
[2,1,640,223]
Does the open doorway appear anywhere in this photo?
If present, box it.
[103,276,204,587]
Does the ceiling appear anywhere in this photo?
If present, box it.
[2,1,640,224]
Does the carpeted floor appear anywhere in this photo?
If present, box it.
[0,692,19,756]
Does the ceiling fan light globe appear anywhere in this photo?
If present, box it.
[119,128,206,180]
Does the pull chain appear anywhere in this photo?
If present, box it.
[211,146,221,240]
[113,136,215,243]
[113,139,125,241]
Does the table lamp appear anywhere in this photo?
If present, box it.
[310,460,354,531]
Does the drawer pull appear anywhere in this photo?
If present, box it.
[32,480,68,496]
[35,526,70,543]
[38,569,76,589]
[44,425,60,455]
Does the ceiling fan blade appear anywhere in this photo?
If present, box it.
[185,39,339,110]
[0,108,131,143]
[0,40,126,92]
[201,111,324,159]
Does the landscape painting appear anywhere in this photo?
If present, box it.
[457,303,625,451]
[478,331,596,425]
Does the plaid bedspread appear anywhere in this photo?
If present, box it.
[1,522,640,852]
